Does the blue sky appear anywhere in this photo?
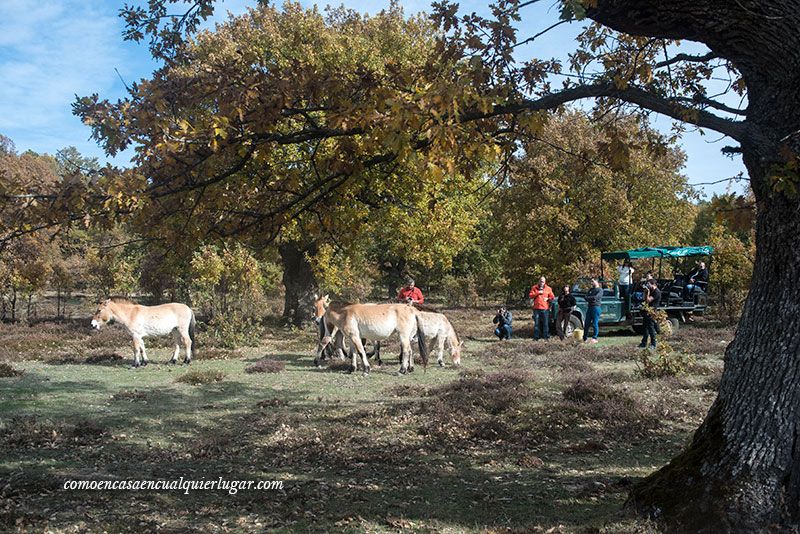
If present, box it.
[0,0,747,198]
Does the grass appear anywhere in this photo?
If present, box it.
[0,306,730,532]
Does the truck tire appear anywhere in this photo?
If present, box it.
[565,314,583,338]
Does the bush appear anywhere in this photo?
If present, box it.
[0,362,23,377]
[206,311,264,348]
[562,374,658,433]
[245,358,285,374]
[175,369,225,385]
[636,342,695,378]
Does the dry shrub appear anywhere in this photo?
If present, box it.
[636,343,695,378]
[437,369,530,415]
[562,440,610,454]
[563,375,658,433]
[175,369,225,385]
[0,362,23,377]
[418,370,531,445]
[542,351,594,374]
[111,389,148,402]
[257,398,289,408]
[384,383,427,398]
[190,433,234,459]
[245,358,285,374]
[200,347,237,360]
[670,325,733,356]
[0,416,106,449]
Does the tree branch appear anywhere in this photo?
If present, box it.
[654,51,718,69]
[464,82,746,141]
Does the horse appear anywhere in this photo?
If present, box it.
[312,294,427,375]
[362,310,463,367]
[91,297,196,367]
[416,310,463,367]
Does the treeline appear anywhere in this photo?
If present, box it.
[0,112,754,327]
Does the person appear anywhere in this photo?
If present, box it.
[556,285,576,341]
[397,277,424,304]
[583,278,603,343]
[529,276,555,340]
[639,279,662,349]
[684,261,708,299]
[493,306,513,340]
[616,260,635,302]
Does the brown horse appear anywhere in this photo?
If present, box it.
[313,295,427,375]
[91,298,196,367]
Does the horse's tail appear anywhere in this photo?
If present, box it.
[415,313,429,370]
[189,310,197,353]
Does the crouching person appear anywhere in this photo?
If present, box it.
[493,306,513,340]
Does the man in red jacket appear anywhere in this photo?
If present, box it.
[397,277,424,304]
[529,276,555,340]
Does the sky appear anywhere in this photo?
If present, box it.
[0,0,748,198]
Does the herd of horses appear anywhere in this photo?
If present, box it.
[90,295,462,374]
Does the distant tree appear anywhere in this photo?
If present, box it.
[488,112,695,292]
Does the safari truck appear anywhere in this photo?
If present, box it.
[552,246,713,336]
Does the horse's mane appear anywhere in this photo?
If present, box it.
[109,296,136,304]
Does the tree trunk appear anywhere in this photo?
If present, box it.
[279,241,318,327]
[582,1,800,529]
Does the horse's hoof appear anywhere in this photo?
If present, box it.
[408,367,415,373]
[398,367,407,375]
[362,370,370,377]
[131,363,140,369]
[141,360,148,367]
[348,365,356,374]
[438,360,444,367]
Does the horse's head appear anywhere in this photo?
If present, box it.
[451,340,464,366]
[312,294,331,324]
[91,299,113,330]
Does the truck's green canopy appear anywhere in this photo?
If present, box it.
[601,246,713,261]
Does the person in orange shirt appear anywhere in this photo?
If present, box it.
[397,277,424,304]
[529,276,555,340]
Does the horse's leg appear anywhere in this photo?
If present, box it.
[181,329,192,364]
[334,329,347,360]
[131,336,142,368]
[315,326,334,367]
[399,335,413,374]
[139,338,149,366]
[169,330,180,364]
[375,341,382,366]
[349,336,370,376]
[348,335,360,374]
[436,335,445,367]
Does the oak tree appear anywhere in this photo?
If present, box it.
[75,0,800,527]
